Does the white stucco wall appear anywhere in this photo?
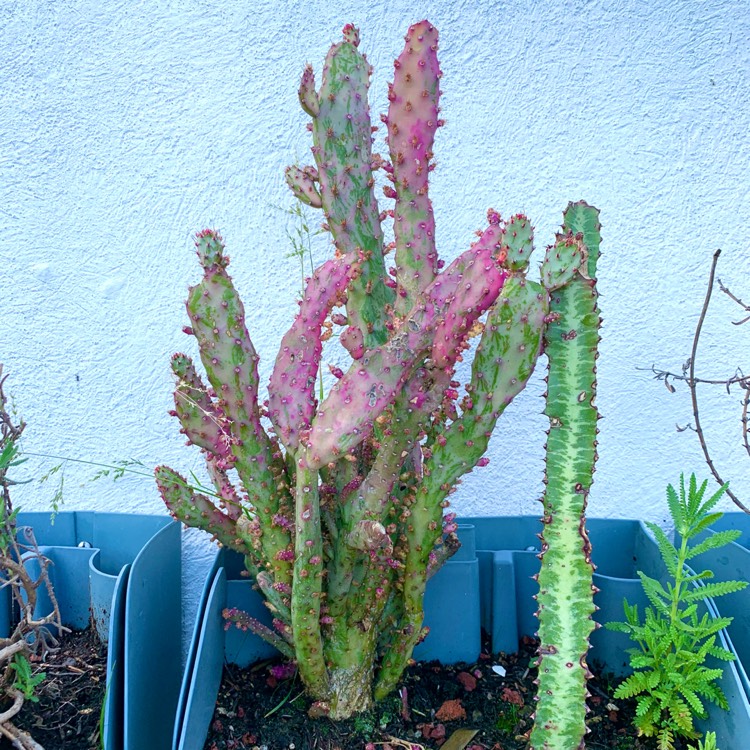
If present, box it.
[2,0,749,551]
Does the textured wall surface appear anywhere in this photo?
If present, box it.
[2,0,749,626]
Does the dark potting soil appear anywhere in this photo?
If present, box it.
[1,628,107,750]
[204,634,690,750]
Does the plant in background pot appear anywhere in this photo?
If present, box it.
[0,364,63,750]
[156,19,601,746]
[0,368,182,750]
[607,474,747,749]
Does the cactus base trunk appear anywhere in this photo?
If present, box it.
[322,620,379,719]
[327,665,375,719]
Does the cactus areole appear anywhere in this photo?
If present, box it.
[157,22,602,722]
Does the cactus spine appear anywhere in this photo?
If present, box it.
[530,202,602,749]
[157,22,602,724]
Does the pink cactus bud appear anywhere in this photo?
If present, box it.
[342,23,360,46]
[331,313,348,326]
[272,514,293,529]
[269,663,297,680]
[340,325,365,359]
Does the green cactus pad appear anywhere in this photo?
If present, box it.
[540,231,587,290]
[155,465,252,557]
[186,237,294,585]
[170,353,233,460]
[424,275,548,495]
[306,26,393,347]
[194,229,229,270]
[500,213,534,272]
[290,465,329,702]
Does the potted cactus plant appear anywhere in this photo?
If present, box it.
[157,20,604,750]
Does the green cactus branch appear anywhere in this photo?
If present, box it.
[530,202,602,750]
[304,30,394,348]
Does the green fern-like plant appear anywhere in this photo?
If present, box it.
[691,730,718,750]
[607,474,747,749]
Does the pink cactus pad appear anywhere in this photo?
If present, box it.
[268,257,358,452]
[430,220,508,369]
[387,21,442,313]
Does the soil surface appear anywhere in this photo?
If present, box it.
[204,635,689,750]
[1,628,107,750]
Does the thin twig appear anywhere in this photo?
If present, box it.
[689,250,749,513]
[0,717,46,750]
[718,277,750,324]
[0,689,23,724]
[639,364,748,390]
[742,386,750,459]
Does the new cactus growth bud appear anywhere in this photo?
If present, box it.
[285,164,322,208]
[159,22,603,725]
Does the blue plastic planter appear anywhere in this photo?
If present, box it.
[174,525,481,750]
[12,512,181,750]
[176,516,750,748]
[413,524,481,663]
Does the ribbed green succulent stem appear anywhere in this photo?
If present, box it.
[530,203,601,750]
[291,463,329,701]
